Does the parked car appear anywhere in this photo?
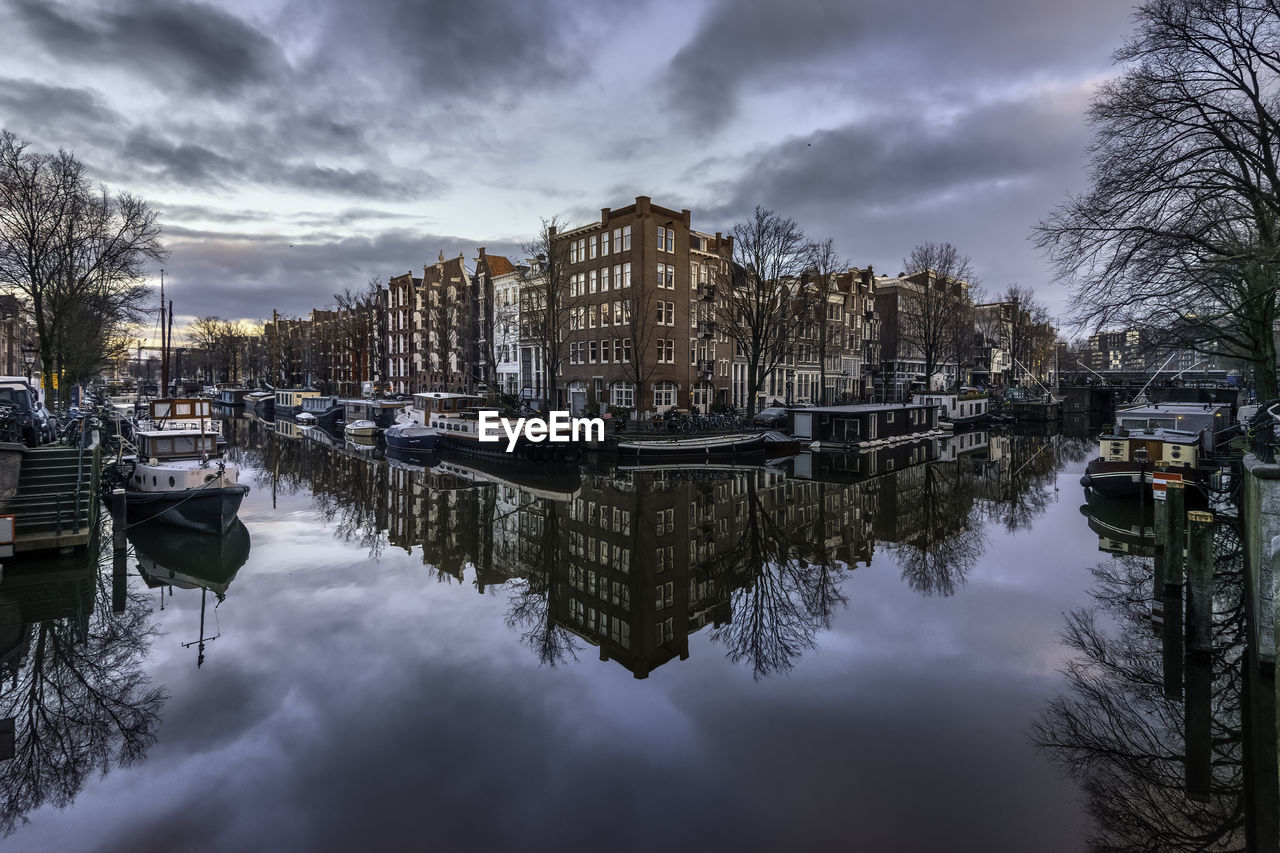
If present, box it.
[753,407,789,429]
[0,376,46,446]
[36,405,56,443]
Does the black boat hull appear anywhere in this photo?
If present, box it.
[125,484,250,534]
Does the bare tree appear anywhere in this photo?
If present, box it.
[0,131,165,405]
[614,277,659,418]
[803,237,846,405]
[332,277,380,395]
[899,242,975,392]
[717,206,808,416]
[1035,0,1280,399]
[520,217,575,409]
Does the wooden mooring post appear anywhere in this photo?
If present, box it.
[111,488,127,614]
[1184,509,1215,802]
[1155,482,1186,699]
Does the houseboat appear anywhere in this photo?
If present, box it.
[911,391,989,426]
[216,387,248,408]
[273,388,321,420]
[791,403,940,451]
[340,398,405,433]
[299,395,343,428]
[403,392,582,460]
[244,389,274,417]
[1080,401,1232,498]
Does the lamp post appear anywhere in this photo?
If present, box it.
[20,345,34,382]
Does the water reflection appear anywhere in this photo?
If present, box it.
[129,520,252,667]
[0,531,165,836]
[1033,518,1277,850]
[240,426,1087,679]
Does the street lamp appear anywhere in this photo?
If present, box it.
[20,345,34,381]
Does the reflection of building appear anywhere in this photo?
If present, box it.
[249,423,1070,678]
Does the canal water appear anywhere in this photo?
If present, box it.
[0,419,1269,851]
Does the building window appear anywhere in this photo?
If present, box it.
[612,264,622,289]
[612,383,634,407]
[623,262,631,288]
[602,230,610,255]
[657,263,675,289]
[654,381,675,407]
[570,241,578,264]
[589,340,598,363]
[589,236,597,259]
[601,339,611,363]
[621,338,632,362]
[589,305,598,328]
[589,269,598,293]
[622,225,632,250]
[657,226,674,253]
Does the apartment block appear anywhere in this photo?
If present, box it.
[554,196,734,414]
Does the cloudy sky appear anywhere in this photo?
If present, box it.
[0,0,1137,336]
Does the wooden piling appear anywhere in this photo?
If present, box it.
[1184,509,1215,802]
[1164,482,1186,586]
[1186,510,1215,654]
[111,488,126,552]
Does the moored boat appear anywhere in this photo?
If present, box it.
[344,419,379,438]
[299,395,343,428]
[117,398,250,533]
[1080,401,1232,498]
[384,421,440,452]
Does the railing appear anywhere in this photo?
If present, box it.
[1248,399,1280,463]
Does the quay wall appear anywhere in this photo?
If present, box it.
[1242,454,1279,669]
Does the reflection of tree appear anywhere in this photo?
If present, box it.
[1032,523,1248,851]
[887,463,984,596]
[503,497,579,668]
[711,476,848,679]
[0,538,165,836]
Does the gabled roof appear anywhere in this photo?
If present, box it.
[486,255,516,276]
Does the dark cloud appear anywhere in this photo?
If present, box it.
[159,227,525,322]
[664,0,1131,130]
[9,0,286,98]
[0,77,125,144]
[122,127,439,199]
[701,90,1095,308]
[301,0,599,104]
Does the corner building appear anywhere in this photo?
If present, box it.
[554,196,734,414]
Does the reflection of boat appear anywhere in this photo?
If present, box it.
[120,398,250,534]
[1080,490,1156,557]
[1081,401,1231,497]
[130,519,251,667]
[617,431,793,460]
[434,449,582,501]
[129,518,252,596]
[273,388,321,420]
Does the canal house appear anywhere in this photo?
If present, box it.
[790,403,939,448]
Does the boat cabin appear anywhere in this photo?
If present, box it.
[911,391,988,422]
[408,392,485,426]
[137,430,218,460]
[275,389,321,410]
[300,395,341,414]
[791,404,938,445]
[342,398,409,429]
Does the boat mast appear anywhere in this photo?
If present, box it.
[160,270,169,396]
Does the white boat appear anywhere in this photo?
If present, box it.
[344,419,379,438]
[296,411,318,425]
